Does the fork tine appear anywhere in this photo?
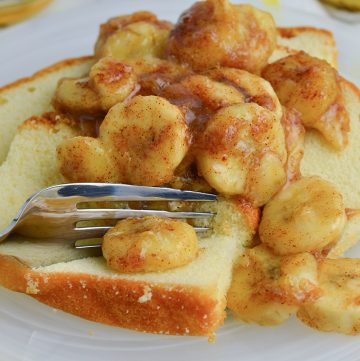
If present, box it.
[74,226,112,239]
[74,226,211,248]
[75,208,214,220]
[48,183,217,202]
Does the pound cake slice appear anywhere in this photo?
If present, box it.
[0,203,256,336]
[0,134,257,335]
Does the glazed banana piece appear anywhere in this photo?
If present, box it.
[298,259,360,335]
[262,52,349,150]
[53,57,138,116]
[95,12,172,61]
[89,57,138,110]
[57,136,116,183]
[259,176,347,255]
[207,67,282,121]
[102,217,199,273]
[196,103,286,206]
[166,0,277,73]
[227,244,319,326]
[101,95,189,185]
[53,77,102,116]
[57,95,189,186]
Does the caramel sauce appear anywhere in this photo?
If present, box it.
[79,115,103,137]
[319,93,350,151]
[281,107,305,186]
[345,208,360,220]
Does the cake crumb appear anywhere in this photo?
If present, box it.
[25,275,39,294]
[42,274,49,284]
[138,286,152,303]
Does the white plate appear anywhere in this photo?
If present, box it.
[0,1,359,360]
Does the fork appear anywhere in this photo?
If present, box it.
[0,183,216,248]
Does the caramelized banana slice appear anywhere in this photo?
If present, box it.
[227,244,319,326]
[207,67,282,120]
[57,137,116,183]
[95,12,172,60]
[259,176,347,255]
[53,77,102,116]
[54,58,139,116]
[101,95,189,185]
[102,217,199,273]
[298,259,360,335]
[89,57,138,110]
[262,52,349,150]
[196,103,286,205]
[166,0,277,73]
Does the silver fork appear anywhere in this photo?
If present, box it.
[0,183,216,248]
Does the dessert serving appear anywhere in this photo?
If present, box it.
[0,0,359,339]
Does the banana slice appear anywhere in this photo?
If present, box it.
[54,57,139,116]
[259,176,347,255]
[166,0,277,73]
[89,57,138,111]
[57,136,116,183]
[95,12,171,61]
[262,52,349,150]
[102,217,199,273]
[196,103,286,205]
[227,244,319,326]
[101,95,189,185]
[53,77,102,116]
[298,259,360,335]
[207,67,282,121]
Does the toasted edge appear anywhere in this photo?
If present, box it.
[278,27,335,40]
[0,56,94,93]
[0,254,225,336]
